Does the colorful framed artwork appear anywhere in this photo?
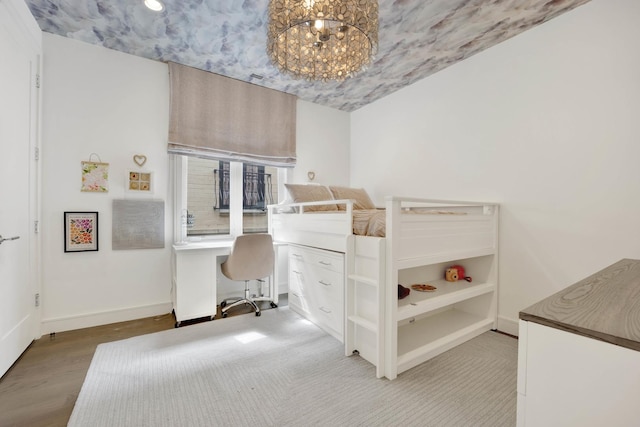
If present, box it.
[64,212,99,252]
[81,161,109,192]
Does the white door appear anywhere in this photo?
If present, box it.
[0,1,41,377]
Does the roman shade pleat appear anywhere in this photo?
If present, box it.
[168,62,297,167]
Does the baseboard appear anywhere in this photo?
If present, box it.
[40,302,173,336]
[497,315,519,337]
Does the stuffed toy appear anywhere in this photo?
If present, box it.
[445,265,472,282]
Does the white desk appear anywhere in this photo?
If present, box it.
[171,240,280,327]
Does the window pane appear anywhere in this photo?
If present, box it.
[185,158,280,236]
[186,157,230,236]
[243,164,279,234]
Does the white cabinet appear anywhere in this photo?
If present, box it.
[171,247,218,327]
[288,244,345,341]
[517,259,640,427]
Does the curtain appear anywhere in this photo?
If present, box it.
[168,62,297,167]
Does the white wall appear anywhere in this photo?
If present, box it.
[40,34,351,333]
[40,34,173,333]
[292,100,350,186]
[350,0,640,335]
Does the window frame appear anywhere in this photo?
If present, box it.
[172,155,288,243]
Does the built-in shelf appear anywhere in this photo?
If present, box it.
[397,279,496,322]
[397,309,495,373]
[397,247,496,271]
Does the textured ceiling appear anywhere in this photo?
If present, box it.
[26,0,590,112]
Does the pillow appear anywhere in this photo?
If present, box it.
[329,186,376,211]
[284,184,338,212]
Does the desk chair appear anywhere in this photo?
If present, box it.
[220,233,275,318]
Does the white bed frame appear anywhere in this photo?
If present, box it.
[268,196,499,380]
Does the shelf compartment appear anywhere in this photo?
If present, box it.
[397,279,495,322]
[397,247,496,271]
[396,308,494,374]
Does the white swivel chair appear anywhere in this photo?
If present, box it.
[220,233,275,318]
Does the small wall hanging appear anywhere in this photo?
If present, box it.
[81,153,109,193]
[128,171,153,192]
[128,154,153,193]
[64,211,99,252]
[132,154,147,167]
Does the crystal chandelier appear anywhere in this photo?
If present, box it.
[267,0,379,81]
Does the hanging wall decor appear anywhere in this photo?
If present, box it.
[128,154,153,193]
[64,211,99,252]
[128,171,153,192]
[81,153,109,192]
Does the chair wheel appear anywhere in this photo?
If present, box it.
[270,302,278,308]
[255,311,261,317]
[222,312,228,318]
[220,301,227,308]
[174,322,180,328]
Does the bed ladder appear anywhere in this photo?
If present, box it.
[345,235,386,378]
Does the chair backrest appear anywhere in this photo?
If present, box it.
[221,234,274,281]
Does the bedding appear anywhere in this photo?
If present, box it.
[353,209,386,237]
[284,184,338,212]
[328,186,376,211]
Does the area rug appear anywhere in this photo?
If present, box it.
[68,307,517,427]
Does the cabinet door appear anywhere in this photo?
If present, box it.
[174,251,216,322]
[519,322,640,427]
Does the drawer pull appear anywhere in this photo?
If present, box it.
[291,253,303,259]
[318,261,332,266]
[319,306,332,314]
[292,292,301,298]
[292,270,302,275]
[318,280,332,286]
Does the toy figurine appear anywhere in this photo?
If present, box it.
[445,265,472,282]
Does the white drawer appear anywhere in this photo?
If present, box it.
[288,244,345,341]
[289,245,344,274]
[307,268,343,305]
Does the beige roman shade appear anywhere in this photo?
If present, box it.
[168,62,297,167]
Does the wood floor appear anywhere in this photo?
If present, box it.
[0,299,283,427]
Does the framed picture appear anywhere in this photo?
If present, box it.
[64,212,99,252]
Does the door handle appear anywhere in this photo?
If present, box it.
[0,235,20,245]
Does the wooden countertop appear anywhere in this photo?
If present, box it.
[520,258,640,352]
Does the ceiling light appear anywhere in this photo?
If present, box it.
[267,0,378,82]
[144,0,164,12]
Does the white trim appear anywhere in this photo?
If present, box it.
[40,302,172,335]
[497,314,519,336]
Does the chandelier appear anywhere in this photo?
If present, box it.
[267,0,379,81]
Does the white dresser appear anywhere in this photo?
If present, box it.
[288,244,345,342]
[517,259,640,426]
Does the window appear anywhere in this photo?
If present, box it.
[214,162,274,212]
[174,156,283,241]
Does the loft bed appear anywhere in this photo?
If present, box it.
[268,187,499,380]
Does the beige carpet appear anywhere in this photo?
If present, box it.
[69,307,517,427]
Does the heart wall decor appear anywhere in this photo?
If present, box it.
[133,155,147,167]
